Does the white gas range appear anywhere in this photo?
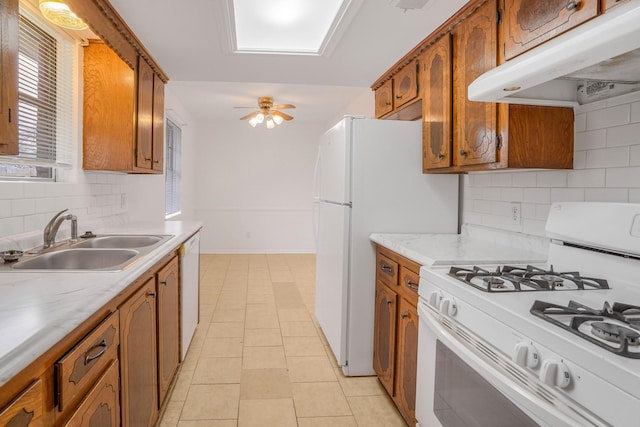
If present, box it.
[416,202,640,427]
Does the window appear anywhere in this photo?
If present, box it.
[165,118,182,217]
[0,5,74,179]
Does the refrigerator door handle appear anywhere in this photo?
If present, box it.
[312,149,322,245]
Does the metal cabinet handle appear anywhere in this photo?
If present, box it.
[84,339,107,365]
[437,153,445,160]
[406,281,419,292]
[401,311,409,319]
[147,290,157,297]
[395,94,403,99]
[144,156,152,161]
[566,0,579,10]
[386,299,393,305]
[459,150,468,157]
[160,280,167,286]
[381,264,393,273]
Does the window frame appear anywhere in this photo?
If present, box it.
[164,117,182,218]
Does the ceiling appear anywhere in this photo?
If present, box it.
[107,0,469,125]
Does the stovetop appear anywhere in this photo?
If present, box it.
[449,264,609,292]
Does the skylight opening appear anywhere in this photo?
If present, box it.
[229,0,349,55]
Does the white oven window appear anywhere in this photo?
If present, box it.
[434,340,539,427]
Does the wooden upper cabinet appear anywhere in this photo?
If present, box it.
[501,0,599,61]
[83,43,164,173]
[375,80,393,118]
[453,0,498,167]
[422,35,452,171]
[157,256,180,405]
[393,58,419,109]
[0,379,44,427]
[0,0,19,155]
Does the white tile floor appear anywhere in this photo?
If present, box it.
[158,254,407,426]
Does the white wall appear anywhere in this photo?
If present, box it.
[193,119,324,253]
[462,91,640,236]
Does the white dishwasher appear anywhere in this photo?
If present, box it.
[180,232,200,360]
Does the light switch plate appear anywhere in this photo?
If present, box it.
[510,202,521,226]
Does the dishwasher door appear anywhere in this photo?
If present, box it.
[180,232,200,360]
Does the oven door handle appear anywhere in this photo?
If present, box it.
[418,302,608,427]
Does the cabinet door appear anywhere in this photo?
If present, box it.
[0,0,19,155]
[373,281,397,396]
[120,278,158,427]
[502,0,598,60]
[151,75,164,172]
[453,0,498,167]
[136,58,154,170]
[157,256,180,405]
[422,34,452,171]
[63,360,119,427]
[375,80,393,118]
[395,298,418,427]
[393,59,419,109]
[0,380,43,427]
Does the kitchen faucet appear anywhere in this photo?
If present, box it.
[43,209,78,249]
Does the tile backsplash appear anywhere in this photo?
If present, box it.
[462,91,640,237]
[0,171,127,241]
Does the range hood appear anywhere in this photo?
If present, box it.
[468,0,640,107]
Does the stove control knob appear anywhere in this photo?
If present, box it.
[539,360,571,389]
[513,342,540,368]
[428,291,443,308]
[439,297,458,317]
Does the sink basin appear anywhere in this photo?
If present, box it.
[73,235,166,249]
[12,249,139,270]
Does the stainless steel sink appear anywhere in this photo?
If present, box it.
[73,235,165,249]
[12,249,139,271]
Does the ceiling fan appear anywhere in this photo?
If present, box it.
[237,96,296,128]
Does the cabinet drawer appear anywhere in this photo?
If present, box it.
[57,311,119,411]
[399,266,419,306]
[377,254,399,288]
[0,379,43,426]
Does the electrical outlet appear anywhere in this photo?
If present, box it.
[510,202,521,225]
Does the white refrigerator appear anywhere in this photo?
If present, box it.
[313,117,458,376]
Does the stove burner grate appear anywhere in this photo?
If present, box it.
[449,265,609,292]
[531,300,640,358]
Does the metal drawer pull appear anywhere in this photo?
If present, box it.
[566,0,579,10]
[381,264,394,273]
[406,281,419,291]
[84,339,107,365]
[401,311,409,319]
[438,153,445,160]
[459,150,468,157]
[386,299,393,305]
[148,290,157,297]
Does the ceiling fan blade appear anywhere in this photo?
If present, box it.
[239,111,258,120]
[234,106,257,109]
[272,104,296,110]
[272,111,293,121]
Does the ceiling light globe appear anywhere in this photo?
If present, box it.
[248,117,259,127]
[272,114,284,125]
[256,113,265,123]
[39,0,88,30]
[266,118,275,129]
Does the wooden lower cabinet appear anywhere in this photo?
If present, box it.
[120,278,159,427]
[373,246,420,426]
[395,298,418,424]
[373,281,397,396]
[0,379,44,427]
[63,360,119,427]
[157,256,180,404]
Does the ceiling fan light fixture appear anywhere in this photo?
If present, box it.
[266,116,275,129]
[272,113,284,125]
[248,116,259,127]
[256,113,265,123]
[39,0,88,30]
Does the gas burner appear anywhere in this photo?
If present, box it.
[531,300,640,358]
[448,265,608,292]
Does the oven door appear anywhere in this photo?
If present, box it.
[416,300,604,427]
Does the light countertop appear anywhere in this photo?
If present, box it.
[370,224,549,267]
[0,220,202,388]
